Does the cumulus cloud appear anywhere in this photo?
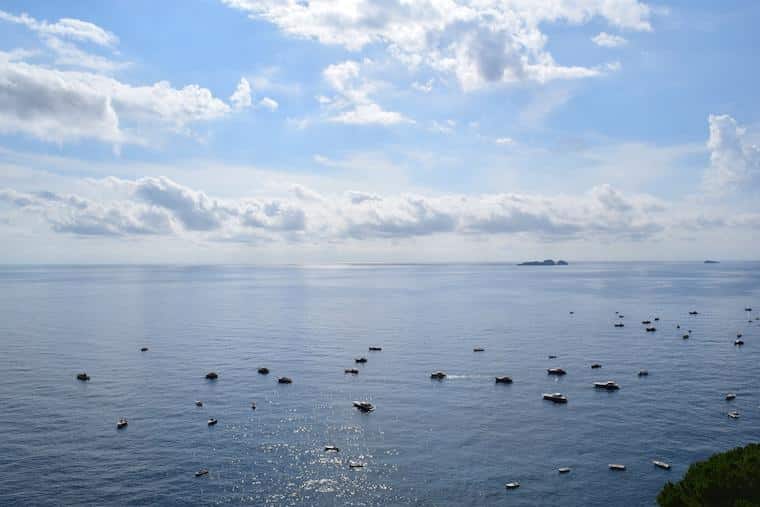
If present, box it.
[0,10,118,47]
[322,60,413,125]
[705,114,760,190]
[223,0,653,90]
[230,77,252,109]
[258,96,278,111]
[592,32,628,47]
[2,175,731,245]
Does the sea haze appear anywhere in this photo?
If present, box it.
[0,263,758,506]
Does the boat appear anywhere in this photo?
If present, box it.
[569,311,574,315]
[355,357,368,364]
[682,334,690,339]
[548,355,557,359]
[591,363,602,369]
[734,339,744,346]
[140,347,148,352]
[349,461,365,468]
[324,445,340,452]
[494,376,513,384]
[257,367,269,375]
[594,381,620,390]
[689,311,699,315]
[207,418,218,426]
[278,376,293,384]
[344,368,359,374]
[642,320,651,325]
[117,418,128,429]
[653,461,670,470]
[543,393,567,403]
[608,464,626,471]
[614,323,624,327]
[250,402,256,410]
[728,411,740,419]
[369,346,382,351]
[737,333,743,338]
[745,307,753,312]
[558,467,571,474]
[76,372,90,381]
[195,400,203,407]
[618,315,625,318]
[505,482,520,489]
[547,368,566,376]
[646,327,657,332]
[654,317,660,321]
[638,369,649,376]
[353,401,375,412]
[205,372,218,380]
[430,371,447,380]
[726,393,736,401]
[473,347,485,352]
[676,324,680,329]
[195,468,209,477]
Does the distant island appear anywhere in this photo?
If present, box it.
[518,259,568,266]
[703,260,720,264]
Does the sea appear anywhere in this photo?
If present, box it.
[0,262,758,506]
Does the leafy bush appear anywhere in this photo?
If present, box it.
[657,443,760,507]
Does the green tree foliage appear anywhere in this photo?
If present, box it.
[658,443,760,507]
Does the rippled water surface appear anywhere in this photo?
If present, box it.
[0,263,758,506]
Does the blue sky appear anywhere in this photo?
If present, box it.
[0,0,759,263]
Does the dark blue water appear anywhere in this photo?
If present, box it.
[0,263,758,506]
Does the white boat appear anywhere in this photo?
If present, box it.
[195,400,203,407]
[117,418,128,429]
[195,468,209,477]
[728,411,740,419]
[726,393,736,401]
[543,393,567,403]
[558,467,571,474]
[505,482,520,489]
[653,460,671,470]
[638,369,649,376]
[608,464,626,471]
[349,461,365,468]
[547,368,566,376]
[207,418,218,426]
[324,445,340,452]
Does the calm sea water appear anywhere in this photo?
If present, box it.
[0,263,758,506]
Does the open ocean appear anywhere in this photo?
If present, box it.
[0,262,758,506]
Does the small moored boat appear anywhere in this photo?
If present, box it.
[505,482,520,489]
[207,418,218,426]
[349,461,365,468]
[368,346,382,351]
[653,461,670,470]
[734,339,744,346]
[430,371,447,380]
[205,372,218,380]
[353,401,375,412]
[495,376,513,384]
[195,468,209,477]
[257,367,269,375]
[558,467,571,474]
[344,368,359,374]
[689,311,699,315]
[355,357,368,364]
[324,445,340,452]
[473,347,485,352]
[728,410,740,419]
[591,363,602,369]
[543,393,567,404]
[638,369,649,376]
[547,368,566,376]
[117,418,128,429]
[195,400,203,407]
[76,372,90,381]
[642,320,651,325]
[614,323,624,327]
[594,381,620,390]
[251,402,256,410]
[140,347,148,352]
[609,464,626,471]
[726,393,736,401]
[646,327,657,332]
[682,334,690,339]
[278,376,293,384]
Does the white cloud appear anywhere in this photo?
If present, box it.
[230,77,252,109]
[592,32,628,47]
[0,10,118,47]
[322,60,413,125]
[3,174,742,246]
[706,114,760,190]
[412,79,434,93]
[258,96,279,111]
[223,0,653,90]
[495,137,514,145]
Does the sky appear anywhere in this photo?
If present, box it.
[0,0,759,263]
